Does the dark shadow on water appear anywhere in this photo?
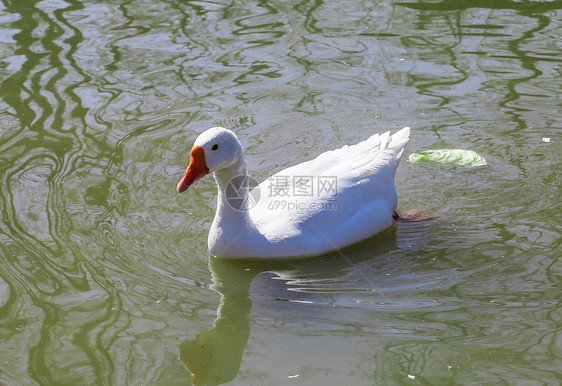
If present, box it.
[179,227,406,385]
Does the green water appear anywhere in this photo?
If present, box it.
[0,0,560,384]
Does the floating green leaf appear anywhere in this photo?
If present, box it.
[408,149,487,166]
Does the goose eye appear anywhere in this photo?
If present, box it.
[211,144,219,151]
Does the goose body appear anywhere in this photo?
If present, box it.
[177,127,410,258]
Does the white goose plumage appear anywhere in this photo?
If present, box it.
[177,126,410,258]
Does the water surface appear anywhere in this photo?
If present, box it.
[0,0,560,384]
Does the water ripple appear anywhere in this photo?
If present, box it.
[0,0,560,384]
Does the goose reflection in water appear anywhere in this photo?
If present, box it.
[179,256,255,385]
[178,227,410,385]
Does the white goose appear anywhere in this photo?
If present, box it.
[177,126,410,258]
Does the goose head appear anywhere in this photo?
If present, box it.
[177,127,244,193]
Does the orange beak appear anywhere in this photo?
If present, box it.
[177,146,209,193]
